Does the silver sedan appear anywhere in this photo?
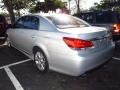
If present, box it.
[7,14,115,76]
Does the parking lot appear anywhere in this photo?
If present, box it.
[0,41,120,90]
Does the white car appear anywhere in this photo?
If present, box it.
[7,13,115,76]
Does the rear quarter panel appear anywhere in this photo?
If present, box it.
[34,30,78,70]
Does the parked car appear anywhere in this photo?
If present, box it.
[0,15,8,37]
[74,10,120,41]
[7,14,115,76]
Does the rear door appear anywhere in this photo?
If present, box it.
[8,16,26,48]
[9,16,39,54]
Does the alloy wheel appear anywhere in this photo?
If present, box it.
[34,51,46,71]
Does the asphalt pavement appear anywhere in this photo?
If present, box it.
[0,41,120,90]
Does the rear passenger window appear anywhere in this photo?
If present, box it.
[14,17,26,28]
[24,16,39,30]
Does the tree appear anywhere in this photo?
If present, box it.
[2,0,15,23]
[75,0,81,13]
[68,0,71,11]
[2,0,37,23]
[29,0,66,13]
[54,0,65,8]
[12,0,36,16]
[91,0,120,11]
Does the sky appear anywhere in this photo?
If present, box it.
[0,0,102,13]
[80,0,101,10]
[68,0,101,14]
[69,0,101,10]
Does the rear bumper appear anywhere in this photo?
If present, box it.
[65,45,115,76]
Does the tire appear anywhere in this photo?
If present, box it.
[34,49,49,73]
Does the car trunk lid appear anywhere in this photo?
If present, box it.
[60,26,112,51]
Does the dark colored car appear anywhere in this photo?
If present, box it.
[74,10,120,41]
[0,15,8,37]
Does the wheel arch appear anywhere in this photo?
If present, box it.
[32,45,50,62]
[33,45,50,73]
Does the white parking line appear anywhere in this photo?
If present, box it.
[4,67,24,90]
[0,59,32,70]
[0,59,32,90]
[112,57,120,61]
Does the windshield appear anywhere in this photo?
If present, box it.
[46,14,89,29]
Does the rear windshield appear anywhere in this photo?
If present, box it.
[46,14,89,29]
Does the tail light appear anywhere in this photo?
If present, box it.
[112,24,120,33]
[63,37,94,49]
